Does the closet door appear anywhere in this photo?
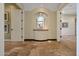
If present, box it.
[11,10,23,41]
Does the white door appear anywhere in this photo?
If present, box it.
[57,11,62,42]
[11,10,23,41]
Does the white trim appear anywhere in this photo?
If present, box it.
[77,4,79,56]
[21,10,25,41]
[0,3,4,56]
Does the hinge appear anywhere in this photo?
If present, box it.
[60,28,62,30]
[60,20,62,22]
[21,11,23,14]
[60,36,62,38]
[60,12,61,14]
[21,20,23,22]
[21,36,23,38]
[21,28,23,30]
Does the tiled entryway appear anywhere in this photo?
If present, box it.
[5,36,76,56]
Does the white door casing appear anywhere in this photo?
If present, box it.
[0,3,4,56]
[77,3,79,56]
[11,10,23,41]
[57,11,62,42]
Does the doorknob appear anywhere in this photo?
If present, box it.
[11,28,13,31]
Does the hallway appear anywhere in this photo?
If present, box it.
[4,3,76,56]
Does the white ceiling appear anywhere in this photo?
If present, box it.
[61,3,76,15]
[22,3,60,11]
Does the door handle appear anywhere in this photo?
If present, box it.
[11,28,13,31]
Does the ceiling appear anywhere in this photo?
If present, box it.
[22,3,60,11]
[61,3,76,15]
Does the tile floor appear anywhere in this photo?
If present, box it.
[4,35,76,56]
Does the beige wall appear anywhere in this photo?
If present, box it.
[24,8,57,39]
[61,15,76,36]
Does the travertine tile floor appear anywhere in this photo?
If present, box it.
[4,35,76,56]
